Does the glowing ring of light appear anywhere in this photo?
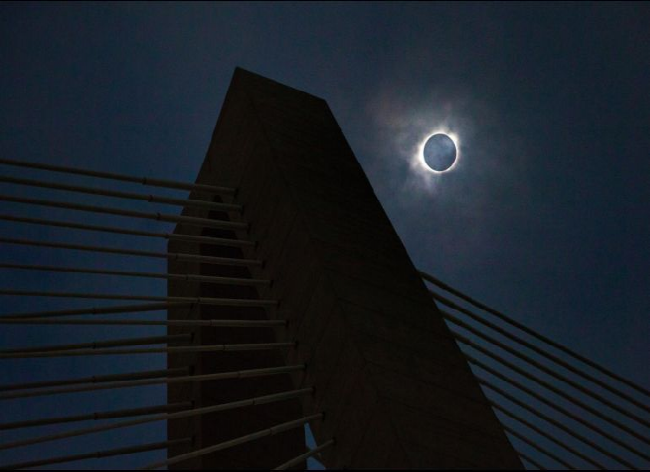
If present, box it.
[417,130,460,174]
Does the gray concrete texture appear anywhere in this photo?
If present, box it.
[167,68,522,469]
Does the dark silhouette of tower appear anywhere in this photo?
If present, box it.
[167,68,522,469]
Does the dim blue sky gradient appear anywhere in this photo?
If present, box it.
[1,2,649,469]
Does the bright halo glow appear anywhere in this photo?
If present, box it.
[416,129,460,174]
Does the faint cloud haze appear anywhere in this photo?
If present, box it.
[363,80,533,273]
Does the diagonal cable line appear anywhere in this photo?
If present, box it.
[0,263,271,286]
[501,421,577,469]
[443,310,650,433]
[0,388,312,451]
[0,365,306,400]
[0,334,190,354]
[0,174,242,211]
[0,213,255,247]
[420,270,650,401]
[491,399,603,469]
[273,439,336,470]
[0,157,236,194]
[0,342,296,359]
[0,194,247,230]
[0,367,189,393]
[141,413,324,470]
[0,317,286,327]
[0,438,192,470]
[479,376,633,469]
[434,289,650,416]
[0,301,192,319]
[0,401,192,430]
[464,349,650,463]
[450,330,650,446]
[0,236,262,266]
[0,289,278,307]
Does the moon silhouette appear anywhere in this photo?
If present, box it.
[422,133,457,172]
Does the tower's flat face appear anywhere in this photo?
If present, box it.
[168,68,522,469]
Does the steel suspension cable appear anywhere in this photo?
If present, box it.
[479,376,632,470]
[1,342,295,359]
[0,289,278,307]
[0,214,255,247]
[0,174,242,212]
[0,401,192,430]
[0,301,192,320]
[0,318,286,328]
[450,330,650,446]
[0,437,192,470]
[0,367,189,392]
[0,334,190,355]
[0,263,271,286]
[501,423,576,470]
[0,157,235,195]
[274,439,335,470]
[420,270,650,400]
[434,290,650,415]
[0,365,306,400]
[494,401,597,469]
[0,194,247,231]
[0,236,262,266]
[0,388,312,451]
[464,351,650,462]
[443,310,650,432]
[517,451,546,471]
[141,413,324,469]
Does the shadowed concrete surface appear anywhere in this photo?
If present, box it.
[168,68,522,469]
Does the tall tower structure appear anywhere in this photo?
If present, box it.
[167,68,522,469]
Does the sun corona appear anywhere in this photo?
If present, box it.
[417,130,460,174]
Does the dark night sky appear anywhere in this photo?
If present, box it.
[1,2,649,469]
